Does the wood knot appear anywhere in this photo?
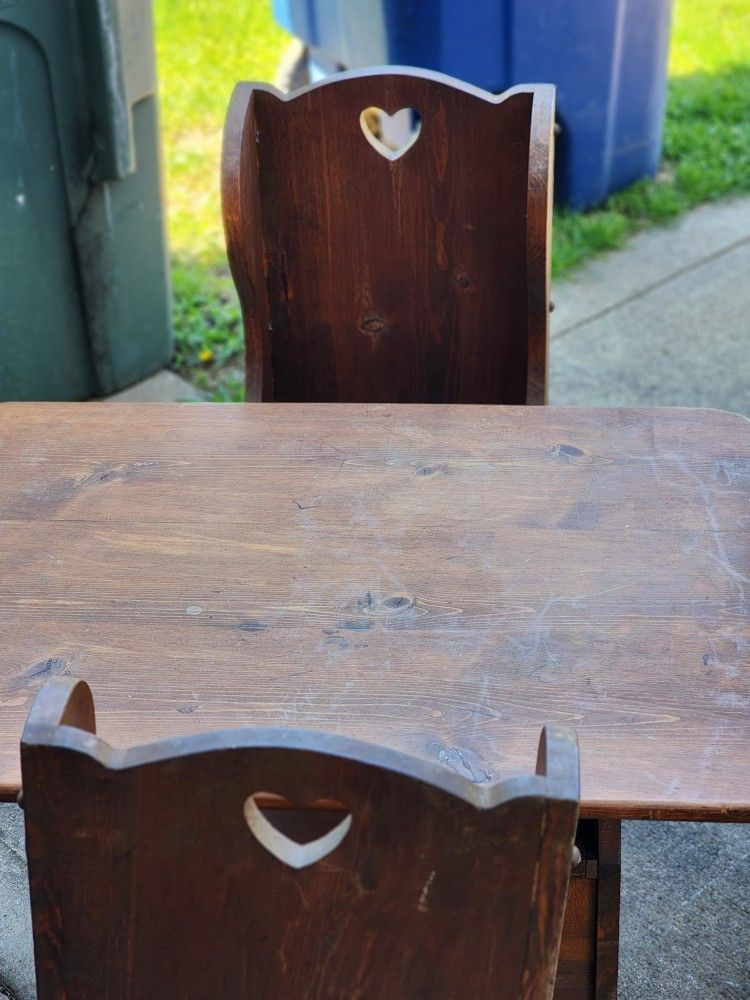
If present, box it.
[414,463,448,477]
[551,443,584,460]
[351,591,415,615]
[454,271,472,290]
[379,594,415,611]
[359,314,387,335]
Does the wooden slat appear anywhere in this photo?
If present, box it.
[1,402,748,818]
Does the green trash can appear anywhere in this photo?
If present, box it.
[0,0,172,401]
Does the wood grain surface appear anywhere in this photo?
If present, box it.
[222,69,553,403]
[23,677,578,999]
[1,402,748,820]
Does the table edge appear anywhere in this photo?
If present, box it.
[3,780,748,822]
[1,400,749,427]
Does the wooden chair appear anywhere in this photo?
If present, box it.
[22,677,579,999]
[222,68,555,404]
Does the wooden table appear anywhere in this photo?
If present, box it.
[1,403,748,996]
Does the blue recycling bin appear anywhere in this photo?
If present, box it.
[274,0,674,209]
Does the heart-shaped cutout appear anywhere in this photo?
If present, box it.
[360,106,422,160]
[244,793,352,869]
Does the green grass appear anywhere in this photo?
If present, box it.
[553,62,750,274]
[155,0,750,397]
[154,0,290,398]
[154,0,289,255]
[169,258,243,395]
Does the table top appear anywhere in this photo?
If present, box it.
[1,402,747,819]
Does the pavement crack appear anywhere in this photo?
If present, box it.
[0,828,26,866]
[552,232,750,341]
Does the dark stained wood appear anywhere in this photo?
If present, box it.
[222,68,554,404]
[20,668,96,732]
[22,677,579,999]
[553,815,622,1000]
[594,821,621,1000]
[1,402,749,823]
[557,858,597,999]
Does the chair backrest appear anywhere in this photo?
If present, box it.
[22,678,578,999]
[222,68,554,404]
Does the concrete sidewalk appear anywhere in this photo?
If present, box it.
[107,367,204,401]
[550,195,750,415]
[2,197,749,999]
